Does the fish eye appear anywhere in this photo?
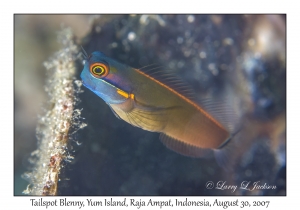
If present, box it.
[90,62,109,78]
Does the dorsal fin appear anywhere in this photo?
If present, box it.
[137,64,242,135]
[197,93,242,134]
[135,64,196,100]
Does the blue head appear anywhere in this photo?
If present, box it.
[80,51,132,104]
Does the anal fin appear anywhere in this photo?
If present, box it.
[159,133,212,158]
[160,132,240,171]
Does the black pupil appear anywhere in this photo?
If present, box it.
[94,67,103,74]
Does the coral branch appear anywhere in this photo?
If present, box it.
[23,28,85,195]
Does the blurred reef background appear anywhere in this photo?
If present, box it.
[15,14,286,195]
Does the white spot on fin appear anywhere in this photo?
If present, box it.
[159,133,212,157]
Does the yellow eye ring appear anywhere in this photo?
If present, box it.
[90,62,109,78]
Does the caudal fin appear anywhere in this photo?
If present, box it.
[213,127,242,171]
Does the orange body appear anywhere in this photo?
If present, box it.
[110,68,230,149]
[81,51,231,157]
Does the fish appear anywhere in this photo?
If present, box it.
[80,51,239,165]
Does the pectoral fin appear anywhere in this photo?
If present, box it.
[109,99,179,132]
